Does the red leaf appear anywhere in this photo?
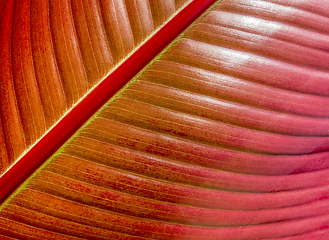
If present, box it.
[1,0,329,239]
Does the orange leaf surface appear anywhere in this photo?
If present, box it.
[1,0,329,239]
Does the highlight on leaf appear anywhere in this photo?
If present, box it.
[1,0,329,239]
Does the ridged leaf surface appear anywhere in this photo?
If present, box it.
[1,0,329,239]
[0,0,190,173]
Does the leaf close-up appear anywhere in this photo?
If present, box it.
[0,0,329,239]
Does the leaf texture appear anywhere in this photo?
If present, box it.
[0,0,190,173]
[1,0,329,239]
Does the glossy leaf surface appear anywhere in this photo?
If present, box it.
[1,0,329,239]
